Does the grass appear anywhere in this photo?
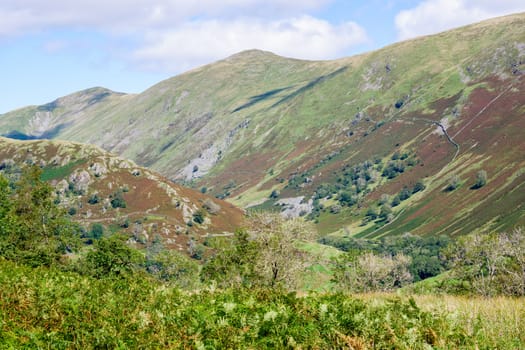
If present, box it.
[413,294,525,348]
[40,158,87,181]
[1,257,523,349]
[2,14,525,243]
[351,292,525,349]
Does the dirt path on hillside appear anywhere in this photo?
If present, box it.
[452,83,515,139]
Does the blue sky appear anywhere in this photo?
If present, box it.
[1,0,524,113]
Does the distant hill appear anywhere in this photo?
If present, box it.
[0,137,244,253]
[1,13,524,238]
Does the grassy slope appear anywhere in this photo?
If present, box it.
[1,13,524,238]
[0,137,244,252]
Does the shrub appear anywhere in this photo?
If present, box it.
[88,193,100,204]
[192,210,205,224]
[412,180,426,194]
[446,175,461,192]
[110,192,127,208]
[471,169,487,189]
[399,187,411,201]
[391,195,401,207]
[146,250,200,288]
[87,223,104,240]
[81,234,144,278]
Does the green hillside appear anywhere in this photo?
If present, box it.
[0,137,244,253]
[1,13,524,238]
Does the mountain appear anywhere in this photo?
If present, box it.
[0,137,243,252]
[1,13,524,238]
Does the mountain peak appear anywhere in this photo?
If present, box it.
[222,49,299,64]
[227,49,279,59]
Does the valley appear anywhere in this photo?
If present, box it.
[1,13,524,239]
[1,12,525,349]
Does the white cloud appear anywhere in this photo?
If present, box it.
[133,16,368,72]
[0,0,366,73]
[395,0,525,40]
[0,0,331,35]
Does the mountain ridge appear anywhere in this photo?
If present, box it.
[1,12,524,238]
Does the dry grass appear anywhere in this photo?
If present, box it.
[415,295,525,348]
[352,292,525,348]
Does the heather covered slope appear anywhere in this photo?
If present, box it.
[1,13,524,237]
[0,137,243,252]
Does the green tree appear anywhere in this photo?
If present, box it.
[192,210,206,224]
[379,203,393,221]
[471,170,487,189]
[201,229,259,288]
[399,187,412,201]
[391,195,401,207]
[88,193,100,204]
[88,223,104,240]
[82,234,144,278]
[147,250,200,289]
[110,191,127,208]
[365,206,379,220]
[0,175,15,249]
[202,212,316,290]
[446,175,461,192]
[0,167,80,266]
[412,180,426,194]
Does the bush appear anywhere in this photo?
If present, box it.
[412,180,426,194]
[192,210,205,224]
[446,175,461,192]
[471,170,487,189]
[399,187,412,201]
[87,223,104,240]
[391,195,401,207]
[88,193,100,204]
[81,234,144,278]
[110,192,127,208]
[146,250,199,288]
[0,259,479,349]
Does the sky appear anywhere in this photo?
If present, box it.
[1,0,524,113]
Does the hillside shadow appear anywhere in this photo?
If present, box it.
[270,66,348,108]
[37,100,58,112]
[88,91,112,106]
[232,87,292,113]
[2,123,69,140]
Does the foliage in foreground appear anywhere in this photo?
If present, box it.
[1,167,525,348]
[1,258,508,350]
[0,167,81,267]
